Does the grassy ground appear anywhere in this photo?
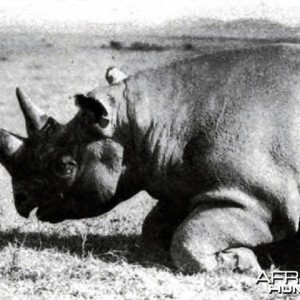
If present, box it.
[0,29,292,299]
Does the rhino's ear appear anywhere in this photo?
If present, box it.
[105,67,127,85]
[75,94,114,137]
[0,129,23,173]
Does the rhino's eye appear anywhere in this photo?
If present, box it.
[55,156,77,177]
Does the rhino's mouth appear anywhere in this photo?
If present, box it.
[36,205,67,223]
[14,190,69,223]
[16,200,65,223]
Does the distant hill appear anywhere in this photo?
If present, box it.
[153,17,300,40]
[95,17,300,42]
[2,17,300,42]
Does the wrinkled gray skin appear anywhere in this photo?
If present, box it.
[1,44,300,273]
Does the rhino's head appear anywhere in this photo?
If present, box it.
[0,68,136,223]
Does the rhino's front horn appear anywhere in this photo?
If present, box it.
[0,129,23,173]
[16,87,48,137]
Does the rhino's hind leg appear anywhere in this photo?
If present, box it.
[142,201,184,250]
[170,192,274,274]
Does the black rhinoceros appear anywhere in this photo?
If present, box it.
[1,44,300,273]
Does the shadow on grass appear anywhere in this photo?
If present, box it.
[256,234,300,271]
[0,228,173,271]
[2,228,300,272]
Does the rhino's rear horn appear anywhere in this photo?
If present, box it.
[16,87,49,137]
[0,129,23,173]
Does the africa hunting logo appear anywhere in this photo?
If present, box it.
[256,271,300,296]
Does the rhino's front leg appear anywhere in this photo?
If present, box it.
[170,190,275,274]
[142,201,184,250]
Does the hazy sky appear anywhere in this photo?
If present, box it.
[1,0,300,29]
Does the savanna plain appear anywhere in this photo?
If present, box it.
[0,28,296,299]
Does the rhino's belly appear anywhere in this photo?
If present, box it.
[145,133,300,236]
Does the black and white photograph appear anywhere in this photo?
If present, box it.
[1,0,300,298]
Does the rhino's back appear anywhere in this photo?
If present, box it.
[130,44,300,142]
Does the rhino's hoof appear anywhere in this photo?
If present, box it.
[171,238,261,274]
[217,247,262,275]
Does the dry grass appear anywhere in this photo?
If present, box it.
[0,29,292,299]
